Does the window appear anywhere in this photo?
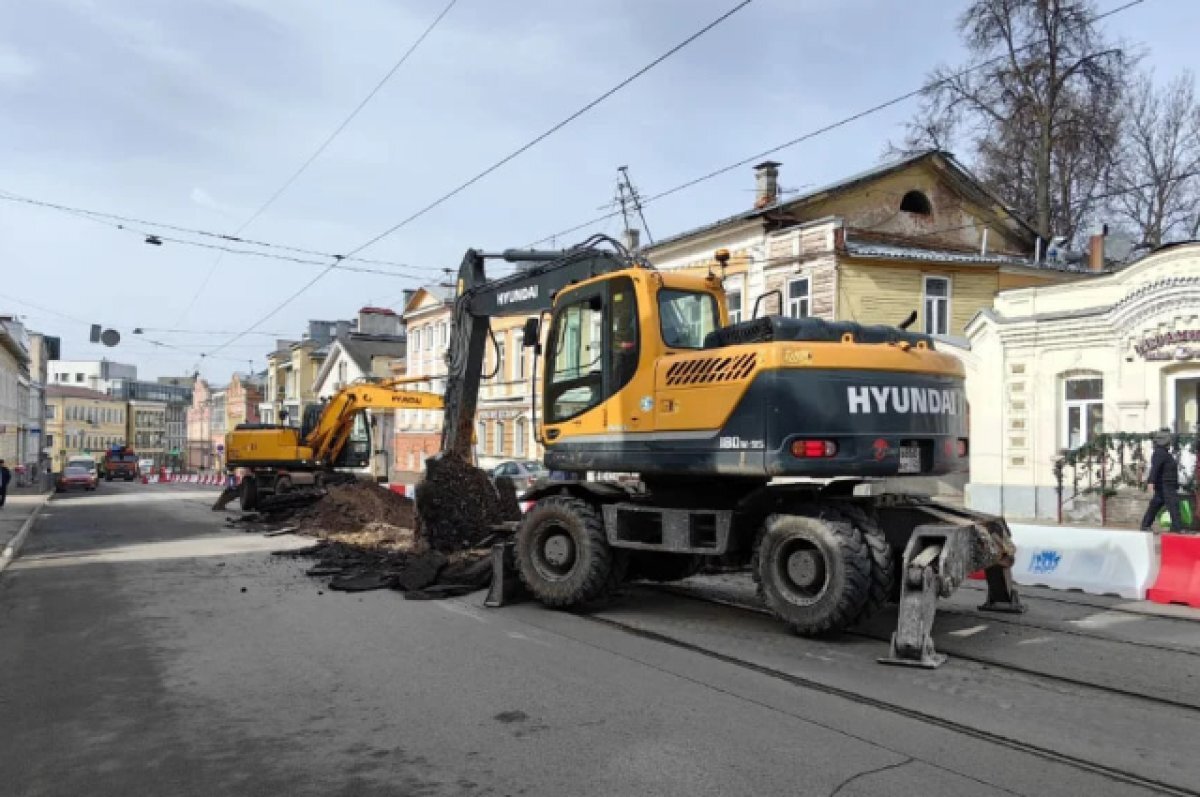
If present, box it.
[727,283,744,325]
[514,417,527,457]
[1063,377,1103,449]
[515,332,527,380]
[546,277,640,424]
[75,373,84,383]
[658,289,718,349]
[476,421,487,456]
[494,341,506,383]
[46,434,53,448]
[494,421,505,456]
[900,190,932,215]
[412,329,421,356]
[46,405,55,419]
[923,276,950,335]
[425,326,432,350]
[786,277,810,319]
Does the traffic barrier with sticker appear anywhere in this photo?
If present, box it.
[1147,533,1200,608]
[1007,523,1158,600]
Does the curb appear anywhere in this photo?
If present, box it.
[0,493,53,576]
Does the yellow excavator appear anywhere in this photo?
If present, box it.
[224,379,444,510]
[418,234,1022,668]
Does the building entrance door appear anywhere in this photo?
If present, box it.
[1174,376,1200,434]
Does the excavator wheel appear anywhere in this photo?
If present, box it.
[515,496,627,608]
[753,513,871,636]
[626,552,704,583]
[829,504,895,626]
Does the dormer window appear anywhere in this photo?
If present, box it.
[900,190,932,215]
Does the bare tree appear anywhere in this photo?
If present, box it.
[890,0,1128,244]
[1107,71,1200,247]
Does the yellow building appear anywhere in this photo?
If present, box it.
[647,150,1086,339]
[45,386,127,471]
[127,399,167,467]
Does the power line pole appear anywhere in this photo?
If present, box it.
[617,166,653,246]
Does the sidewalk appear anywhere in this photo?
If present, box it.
[0,491,52,574]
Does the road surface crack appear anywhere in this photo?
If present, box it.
[829,757,914,796]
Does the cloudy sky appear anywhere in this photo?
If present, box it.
[1,0,1194,381]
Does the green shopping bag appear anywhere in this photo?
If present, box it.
[1160,498,1194,528]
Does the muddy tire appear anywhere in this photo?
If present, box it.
[754,513,871,636]
[627,552,704,583]
[832,504,895,626]
[515,496,625,608]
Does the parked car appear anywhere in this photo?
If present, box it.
[490,460,549,492]
[57,465,98,493]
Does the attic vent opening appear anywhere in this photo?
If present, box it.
[900,190,932,216]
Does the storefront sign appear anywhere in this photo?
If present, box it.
[1134,329,1200,361]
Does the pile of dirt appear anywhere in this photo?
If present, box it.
[415,455,521,552]
[293,482,415,535]
[272,541,495,599]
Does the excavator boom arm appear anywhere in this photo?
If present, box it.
[306,380,444,465]
[441,237,637,461]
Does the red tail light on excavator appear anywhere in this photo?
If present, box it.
[790,439,838,458]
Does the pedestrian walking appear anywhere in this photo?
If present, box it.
[0,459,11,507]
[1140,430,1184,533]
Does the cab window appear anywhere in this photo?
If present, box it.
[658,289,719,349]
[545,277,639,424]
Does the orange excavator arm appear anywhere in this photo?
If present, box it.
[305,380,444,465]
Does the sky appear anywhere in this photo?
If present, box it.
[1,0,1196,382]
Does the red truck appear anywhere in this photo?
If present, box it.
[103,446,139,481]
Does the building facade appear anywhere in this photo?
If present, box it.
[0,318,30,468]
[964,243,1200,520]
[26,332,58,479]
[645,152,1083,341]
[127,400,167,466]
[45,386,127,472]
[395,287,452,475]
[186,379,214,471]
[48,359,136,394]
[108,377,193,469]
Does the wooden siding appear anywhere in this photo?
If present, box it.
[837,261,1000,336]
[763,255,837,320]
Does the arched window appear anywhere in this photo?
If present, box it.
[900,190,932,215]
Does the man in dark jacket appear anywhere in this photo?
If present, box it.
[1140,430,1183,532]
[0,459,11,507]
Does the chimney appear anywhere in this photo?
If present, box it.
[1089,230,1106,272]
[753,161,781,209]
[623,228,640,251]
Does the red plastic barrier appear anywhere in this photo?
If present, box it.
[1147,534,1200,609]
[388,484,406,497]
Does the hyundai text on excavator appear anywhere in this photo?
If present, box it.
[422,235,1023,668]
[223,379,444,511]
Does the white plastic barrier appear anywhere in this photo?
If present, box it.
[1008,523,1159,600]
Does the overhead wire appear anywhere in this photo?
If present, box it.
[0,189,441,272]
[205,0,755,360]
[524,0,1149,248]
[176,0,461,322]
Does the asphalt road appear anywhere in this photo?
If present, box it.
[1,481,1196,796]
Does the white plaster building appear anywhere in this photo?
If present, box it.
[964,242,1200,520]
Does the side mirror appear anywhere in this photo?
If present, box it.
[522,317,540,347]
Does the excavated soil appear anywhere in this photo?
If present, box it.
[228,475,510,598]
[415,455,521,552]
[293,482,416,535]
